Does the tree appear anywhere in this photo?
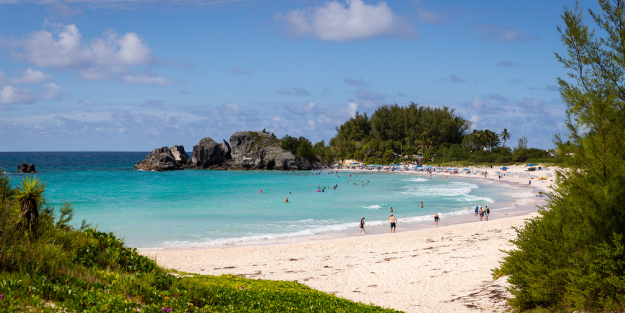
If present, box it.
[414,135,432,154]
[497,2,625,311]
[14,176,46,235]
[500,128,511,147]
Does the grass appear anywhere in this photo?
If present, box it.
[0,174,400,312]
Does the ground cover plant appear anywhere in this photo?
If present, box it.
[494,1,625,311]
[0,173,399,312]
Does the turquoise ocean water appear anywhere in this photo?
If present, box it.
[0,152,534,249]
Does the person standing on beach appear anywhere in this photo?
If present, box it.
[359,217,366,234]
[478,207,483,221]
[485,206,490,221]
[388,215,398,233]
[475,205,479,217]
[434,213,440,227]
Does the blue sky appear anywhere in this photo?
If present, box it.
[0,0,596,151]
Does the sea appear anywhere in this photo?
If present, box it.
[0,152,538,249]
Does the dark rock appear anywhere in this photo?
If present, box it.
[229,131,311,170]
[191,137,232,168]
[134,146,180,171]
[17,163,36,173]
[171,145,192,168]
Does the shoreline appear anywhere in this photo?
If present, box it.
[140,165,553,312]
[138,164,550,252]
[142,210,538,313]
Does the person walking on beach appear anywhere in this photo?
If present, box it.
[475,204,479,217]
[359,217,366,234]
[388,215,398,233]
[478,207,484,221]
[485,206,490,221]
[434,212,440,227]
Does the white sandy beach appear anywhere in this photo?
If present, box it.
[141,164,557,312]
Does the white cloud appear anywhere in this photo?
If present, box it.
[0,68,52,85]
[276,0,415,41]
[275,87,310,96]
[475,25,539,42]
[345,77,364,86]
[11,68,52,84]
[0,85,36,104]
[348,101,358,117]
[449,74,468,83]
[122,74,174,85]
[12,21,167,85]
[43,82,68,100]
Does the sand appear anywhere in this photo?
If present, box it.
[141,164,557,312]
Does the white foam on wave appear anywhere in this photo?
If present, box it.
[159,208,477,248]
[401,181,479,197]
[161,220,363,247]
[458,195,495,203]
[403,177,427,182]
[361,203,387,210]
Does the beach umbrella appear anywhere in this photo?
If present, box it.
[500,166,509,169]
[334,164,339,166]
[526,163,536,166]
[416,165,423,168]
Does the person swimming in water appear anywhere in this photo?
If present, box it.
[284,197,289,202]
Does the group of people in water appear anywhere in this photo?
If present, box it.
[267,169,492,235]
[359,203,443,235]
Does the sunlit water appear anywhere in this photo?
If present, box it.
[0,152,535,249]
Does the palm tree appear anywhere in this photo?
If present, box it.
[500,128,511,147]
[14,176,45,235]
[414,135,432,154]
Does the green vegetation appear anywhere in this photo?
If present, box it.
[323,103,557,165]
[495,2,625,311]
[0,173,399,312]
[280,135,316,162]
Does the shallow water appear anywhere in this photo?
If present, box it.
[0,152,535,249]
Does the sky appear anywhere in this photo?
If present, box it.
[0,0,600,151]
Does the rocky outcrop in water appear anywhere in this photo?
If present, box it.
[191,137,231,169]
[17,163,36,173]
[230,131,301,170]
[135,146,182,171]
[135,131,316,171]
[171,145,192,167]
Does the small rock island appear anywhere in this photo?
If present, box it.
[135,131,318,171]
[17,163,36,173]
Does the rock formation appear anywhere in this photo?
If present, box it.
[230,131,300,170]
[135,131,317,171]
[17,163,36,173]
[134,146,182,171]
[171,145,192,167]
[191,137,231,169]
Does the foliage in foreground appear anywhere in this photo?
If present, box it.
[0,174,398,312]
[495,1,625,312]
